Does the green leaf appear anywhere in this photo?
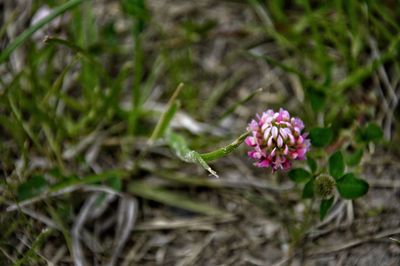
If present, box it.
[355,123,383,143]
[307,156,317,173]
[302,179,315,199]
[336,173,369,199]
[328,151,345,179]
[320,197,334,220]
[355,127,364,143]
[364,123,383,142]
[165,131,218,177]
[309,127,333,147]
[345,148,364,167]
[17,175,49,201]
[288,168,312,183]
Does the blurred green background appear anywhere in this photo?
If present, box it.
[1,0,399,265]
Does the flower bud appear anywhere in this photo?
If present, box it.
[314,174,336,199]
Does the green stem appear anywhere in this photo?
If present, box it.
[200,131,250,162]
[287,198,315,261]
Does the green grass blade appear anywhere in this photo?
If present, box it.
[13,228,54,266]
[49,170,126,192]
[128,181,227,216]
[300,0,330,70]
[44,36,116,120]
[155,171,222,188]
[44,37,109,80]
[334,35,400,94]
[7,171,127,213]
[149,83,183,143]
[45,203,73,256]
[8,94,42,151]
[247,52,321,89]
[202,71,245,119]
[0,0,86,63]
[44,36,91,60]
[248,0,293,49]
[219,88,263,120]
[42,56,79,104]
[42,124,65,170]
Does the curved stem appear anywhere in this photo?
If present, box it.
[200,131,250,162]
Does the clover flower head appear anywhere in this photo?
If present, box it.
[245,108,310,172]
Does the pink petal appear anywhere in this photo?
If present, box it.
[245,108,309,172]
[267,136,274,147]
[245,136,256,147]
[291,117,304,130]
[284,145,289,155]
[288,133,295,145]
[270,147,277,157]
[280,128,288,139]
[263,126,271,139]
[277,136,283,147]
[256,159,271,168]
[282,160,292,170]
[272,126,278,139]
[248,151,262,159]
[278,108,290,121]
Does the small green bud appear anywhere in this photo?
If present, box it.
[314,174,336,199]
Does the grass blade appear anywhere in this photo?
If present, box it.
[44,36,92,60]
[49,170,126,193]
[219,88,263,120]
[8,94,42,151]
[247,51,321,89]
[128,181,227,216]
[0,0,86,63]
[13,228,54,266]
[149,83,183,143]
[334,35,400,94]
